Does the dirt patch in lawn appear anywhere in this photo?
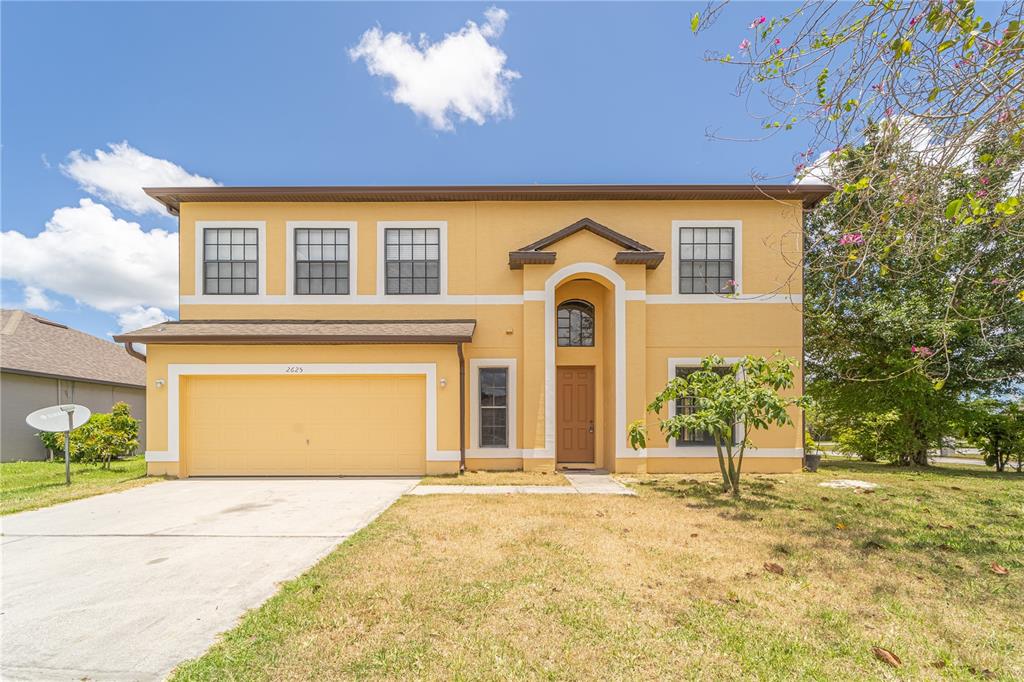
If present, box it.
[171,460,1023,681]
[419,470,570,486]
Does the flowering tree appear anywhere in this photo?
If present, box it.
[691,1,1023,371]
[629,354,807,497]
[804,135,1024,464]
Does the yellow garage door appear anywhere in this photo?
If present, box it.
[183,375,426,476]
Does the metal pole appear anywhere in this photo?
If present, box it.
[65,410,73,485]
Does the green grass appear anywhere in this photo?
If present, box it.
[0,456,160,515]
[171,459,1023,681]
[420,470,570,486]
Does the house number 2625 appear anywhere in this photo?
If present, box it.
[285,366,304,374]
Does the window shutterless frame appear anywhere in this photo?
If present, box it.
[468,358,517,457]
[667,357,745,449]
[670,220,743,299]
[557,299,595,347]
[478,367,509,448]
[376,221,448,296]
[195,221,266,299]
[293,227,351,295]
[285,221,358,298]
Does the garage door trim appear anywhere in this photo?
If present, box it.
[145,363,458,464]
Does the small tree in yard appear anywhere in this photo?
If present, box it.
[962,400,1024,473]
[629,354,808,497]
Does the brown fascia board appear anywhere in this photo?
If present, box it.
[113,335,472,345]
[614,251,665,269]
[508,251,557,269]
[144,184,835,215]
[515,217,656,254]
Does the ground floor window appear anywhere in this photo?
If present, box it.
[479,367,508,447]
[674,366,736,447]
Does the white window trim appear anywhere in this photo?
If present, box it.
[376,220,448,297]
[285,221,358,299]
[468,358,518,458]
[664,356,746,452]
[194,221,267,300]
[660,220,744,303]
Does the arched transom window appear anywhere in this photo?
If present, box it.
[557,300,595,347]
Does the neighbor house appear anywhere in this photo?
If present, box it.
[114,184,831,478]
[1,309,146,461]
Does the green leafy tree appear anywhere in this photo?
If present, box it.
[962,399,1024,472]
[39,402,140,467]
[804,131,1024,465]
[630,354,807,497]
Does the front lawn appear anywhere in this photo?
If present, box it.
[420,470,569,486]
[172,460,1023,680]
[0,456,158,515]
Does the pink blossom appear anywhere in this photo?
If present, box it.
[839,233,865,246]
[749,16,766,29]
[977,189,989,198]
[909,16,919,27]
[998,110,1011,123]
[911,345,935,358]
[991,277,1008,285]
[739,38,751,51]
[885,106,894,118]
[774,38,781,46]
[980,176,990,185]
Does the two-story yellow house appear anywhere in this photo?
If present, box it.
[114,184,831,478]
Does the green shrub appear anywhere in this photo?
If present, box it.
[38,402,140,467]
[834,410,918,463]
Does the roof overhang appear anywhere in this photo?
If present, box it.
[144,184,834,215]
[113,319,476,345]
[508,217,665,270]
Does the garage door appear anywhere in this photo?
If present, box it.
[183,375,426,476]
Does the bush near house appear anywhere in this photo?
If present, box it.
[38,401,140,468]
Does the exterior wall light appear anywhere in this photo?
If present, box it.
[155,379,166,388]
[439,378,447,388]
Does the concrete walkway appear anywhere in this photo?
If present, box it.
[1,477,417,681]
[407,470,635,496]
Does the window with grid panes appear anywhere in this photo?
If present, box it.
[294,228,350,294]
[479,367,508,447]
[674,366,737,446]
[557,300,595,347]
[384,228,440,294]
[203,228,258,294]
[678,226,735,294]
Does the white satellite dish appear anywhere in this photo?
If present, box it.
[26,404,91,432]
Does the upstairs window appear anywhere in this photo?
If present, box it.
[557,300,595,347]
[674,366,736,446]
[295,228,350,295]
[384,228,440,294]
[479,367,509,448]
[203,228,258,295]
[679,226,735,294]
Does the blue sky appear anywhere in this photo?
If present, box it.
[1,1,812,339]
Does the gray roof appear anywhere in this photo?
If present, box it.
[113,319,476,344]
[1,310,145,387]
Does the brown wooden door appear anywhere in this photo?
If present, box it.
[557,366,595,463]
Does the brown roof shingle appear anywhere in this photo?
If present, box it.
[1,310,146,387]
[113,319,476,344]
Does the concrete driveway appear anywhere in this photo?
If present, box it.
[1,477,417,681]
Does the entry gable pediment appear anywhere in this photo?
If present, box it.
[508,218,664,270]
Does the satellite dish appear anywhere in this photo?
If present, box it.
[26,404,92,432]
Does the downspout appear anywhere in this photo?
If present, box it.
[124,342,147,362]
[457,341,466,472]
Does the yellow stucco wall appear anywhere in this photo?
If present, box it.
[145,198,804,476]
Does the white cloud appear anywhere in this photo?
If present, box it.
[1,199,178,316]
[61,142,219,215]
[349,7,520,131]
[22,286,56,311]
[116,305,171,332]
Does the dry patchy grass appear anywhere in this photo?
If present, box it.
[172,460,1023,681]
[420,470,569,486]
